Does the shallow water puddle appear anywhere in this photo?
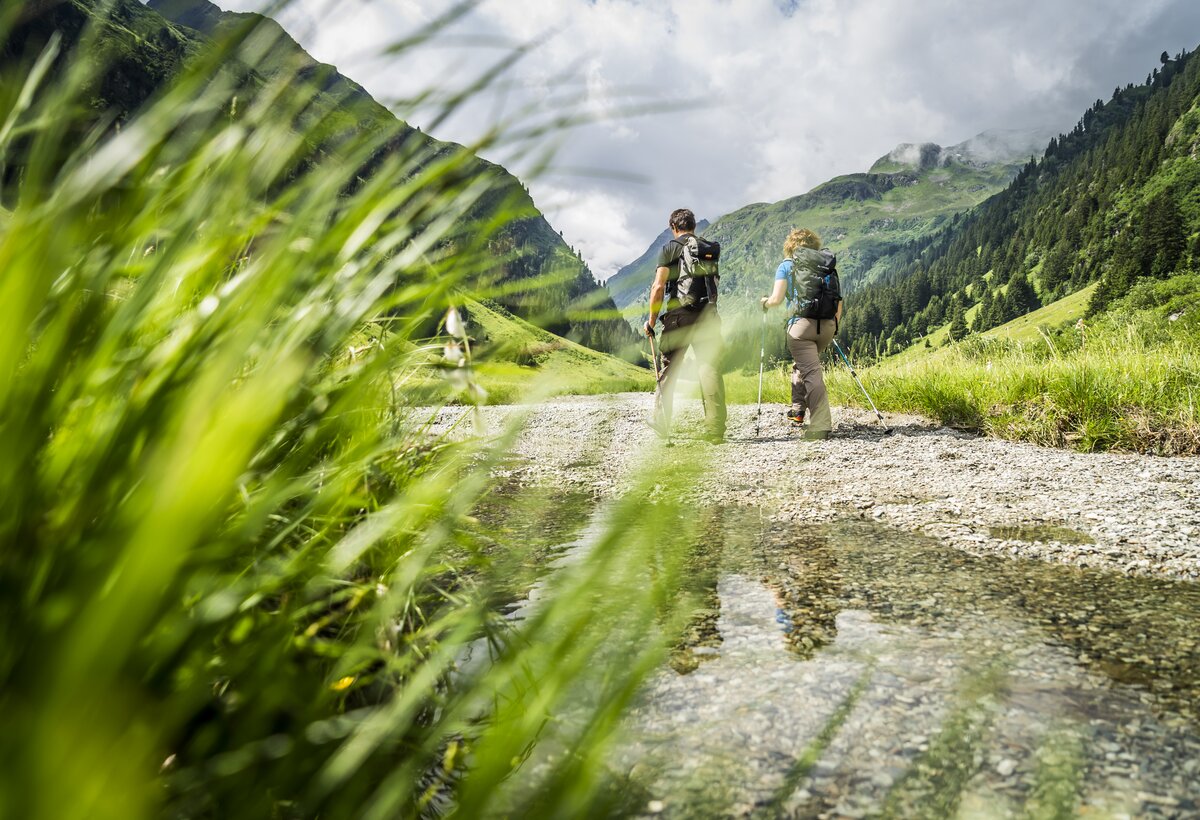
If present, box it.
[989,523,1096,545]
[612,513,1200,818]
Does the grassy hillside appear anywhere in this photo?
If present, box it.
[985,283,1097,343]
[826,277,1200,454]
[882,283,1098,368]
[455,299,653,403]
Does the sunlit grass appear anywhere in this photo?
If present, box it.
[826,283,1200,453]
[718,278,1200,454]
[0,6,708,818]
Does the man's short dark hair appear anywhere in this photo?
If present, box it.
[669,208,696,232]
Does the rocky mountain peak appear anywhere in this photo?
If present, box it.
[873,142,945,172]
[870,128,1054,173]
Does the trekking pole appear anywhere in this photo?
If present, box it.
[646,328,673,446]
[755,304,767,438]
[830,338,890,433]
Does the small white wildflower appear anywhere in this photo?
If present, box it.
[198,295,219,317]
[445,307,464,339]
[443,342,465,365]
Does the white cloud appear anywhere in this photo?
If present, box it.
[534,184,640,281]
[217,0,1200,277]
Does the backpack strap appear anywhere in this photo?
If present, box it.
[668,236,690,267]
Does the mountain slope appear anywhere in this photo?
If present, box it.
[838,46,1200,360]
[457,299,653,402]
[606,129,1050,328]
[3,0,638,356]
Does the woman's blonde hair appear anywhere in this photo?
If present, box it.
[784,228,821,257]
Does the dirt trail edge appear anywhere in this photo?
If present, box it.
[429,394,1200,580]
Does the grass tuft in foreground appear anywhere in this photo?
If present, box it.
[0,8,708,819]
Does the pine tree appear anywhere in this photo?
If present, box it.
[948,303,969,341]
[973,288,993,332]
[1006,270,1040,316]
[1142,189,1185,278]
[1040,243,1072,298]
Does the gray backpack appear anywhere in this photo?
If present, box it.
[671,234,721,308]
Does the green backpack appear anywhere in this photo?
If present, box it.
[787,247,841,330]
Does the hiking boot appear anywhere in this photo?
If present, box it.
[699,433,725,445]
[785,411,805,426]
[803,428,830,441]
[644,418,671,440]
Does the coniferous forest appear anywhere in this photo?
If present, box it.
[838,47,1200,359]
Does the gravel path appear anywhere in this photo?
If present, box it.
[430,393,1200,580]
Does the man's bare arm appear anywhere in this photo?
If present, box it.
[645,266,670,335]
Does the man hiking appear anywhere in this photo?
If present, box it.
[644,208,727,443]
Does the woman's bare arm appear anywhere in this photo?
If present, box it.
[761,277,788,310]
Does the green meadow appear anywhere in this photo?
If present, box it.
[822,277,1200,454]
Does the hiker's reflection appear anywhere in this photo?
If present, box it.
[670,511,845,670]
[759,529,844,660]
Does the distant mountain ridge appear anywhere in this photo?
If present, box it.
[606,128,1050,330]
[870,129,1057,173]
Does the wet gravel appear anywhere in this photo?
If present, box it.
[490,504,1200,818]
[427,393,1200,580]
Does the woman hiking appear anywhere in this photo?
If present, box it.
[760,228,842,440]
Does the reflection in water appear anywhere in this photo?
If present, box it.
[615,513,1200,818]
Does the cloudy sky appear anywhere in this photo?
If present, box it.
[221,0,1200,278]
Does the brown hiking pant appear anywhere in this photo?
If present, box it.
[654,305,726,437]
[787,318,836,433]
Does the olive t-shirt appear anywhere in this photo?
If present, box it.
[654,233,690,271]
